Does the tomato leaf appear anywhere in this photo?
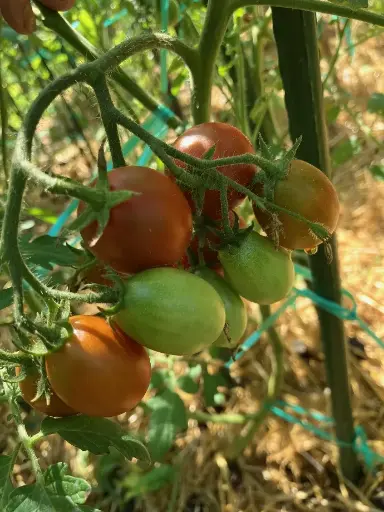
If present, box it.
[367,92,384,116]
[177,375,199,394]
[147,390,187,461]
[124,465,176,500]
[149,369,172,391]
[369,164,384,181]
[5,482,99,512]
[0,456,14,509]
[44,463,90,505]
[19,235,85,270]
[203,368,234,407]
[41,416,150,464]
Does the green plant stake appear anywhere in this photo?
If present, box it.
[271,7,361,482]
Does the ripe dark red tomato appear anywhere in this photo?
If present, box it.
[79,166,193,274]
[171,122,257,219]
[46,316,151,417]
[253,160,340,250]
[17,367,76,417]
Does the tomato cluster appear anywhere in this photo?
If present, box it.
[19,122,340,418]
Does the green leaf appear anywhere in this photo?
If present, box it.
[203,368,233,407]
[41,416,150,464]
[147,390,187,461]
[27,208,58,225]
[19,235,85,270]
[149,369,171,391]
[6,483,98,512]
[123,465,175,500]
[325,102,340,124]
[331,137,361,167]
[44,463,91,505]
[369,164,384,181]
[0,456,14,508]
[367,92,384,116]
[0,288,13,311]
[177,375,199,394]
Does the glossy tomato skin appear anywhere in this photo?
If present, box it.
[219,231,295,305]
[253,160,340,250]
[113,268,226,356]
[79,166,192,274]
[196,268,247,349]
[17,367,76,417]
[171,123,257,219]
[46,316,151,417]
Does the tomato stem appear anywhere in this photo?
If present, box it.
[192,0,232,124]
[91,78,125,169]
[228,0,384,27]
[1,371,44,484]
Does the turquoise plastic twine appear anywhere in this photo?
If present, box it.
[225,262,384,472]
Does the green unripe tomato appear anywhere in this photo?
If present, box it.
[113,268,226,356]
[219,231,295,305]
[196,267,247,349]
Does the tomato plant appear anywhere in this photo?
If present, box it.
[253,160,340,250]
[196,267,247,348]
[180,213,248,269]
[45,316,151,417]
[17,367,76,417]
[113,267,226,355]
[219,231,295,305]
[79,166,193,274]
[171,122,257,219]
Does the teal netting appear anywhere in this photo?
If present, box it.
[39,3,383,473]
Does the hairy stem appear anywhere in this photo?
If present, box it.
[1,374,44,483]
[230,0,384,27]
[37,5,199,128]
[92,78,125,168]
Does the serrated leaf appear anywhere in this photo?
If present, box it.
[177,375,199,394]
[19,235,85,270]
[147,390,187,461]
[367,92,384,116]
[0,456,14,509]
[44,463,91,505]
[41,416,150,464]
[6,483,98,512]
[0,288,13,311]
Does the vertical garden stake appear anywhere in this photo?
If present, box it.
[271,7,361,482]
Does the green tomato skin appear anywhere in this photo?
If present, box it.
[219,231,295,305]
[196,268,247,349]
[113,268,226,356]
